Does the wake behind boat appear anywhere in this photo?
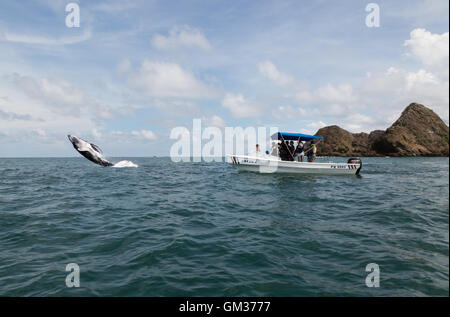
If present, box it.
[228,132,362,175]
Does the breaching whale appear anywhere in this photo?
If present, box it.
[67,135,138,167]
[67,135,114,167]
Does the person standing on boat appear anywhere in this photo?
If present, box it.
[288,141,295,161]
[295,138,305,162]
[279,140,289,161]
[269,142,278,156]
[307,141,317,162]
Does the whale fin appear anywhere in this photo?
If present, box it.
[90,143,103,154]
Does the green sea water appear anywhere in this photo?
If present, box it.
[0,157,448,296]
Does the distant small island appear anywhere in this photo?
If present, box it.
[315,103,449,157]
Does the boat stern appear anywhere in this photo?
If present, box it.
[347,157,362,175]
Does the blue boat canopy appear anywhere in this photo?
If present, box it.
[271,132,324,142]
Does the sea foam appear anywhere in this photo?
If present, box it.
[112,160,138,168]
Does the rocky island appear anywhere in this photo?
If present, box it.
[315,103,449,157]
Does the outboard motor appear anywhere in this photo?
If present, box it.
[347,157,362,175]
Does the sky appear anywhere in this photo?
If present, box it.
[0,0,448,157]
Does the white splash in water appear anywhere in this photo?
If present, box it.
[112,160,138,168]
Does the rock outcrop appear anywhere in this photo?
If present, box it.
[315,103,449,157]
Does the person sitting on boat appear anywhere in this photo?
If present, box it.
[255,144,260,155]
[295,138,305,162]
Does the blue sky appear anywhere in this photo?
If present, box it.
[0,0,448,157]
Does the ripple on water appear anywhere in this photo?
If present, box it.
[0,157,448,296]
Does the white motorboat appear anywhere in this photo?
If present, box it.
[227,132,362,175]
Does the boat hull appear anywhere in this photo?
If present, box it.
[228,155,361,175]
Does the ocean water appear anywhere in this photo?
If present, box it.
[0,157,448,297]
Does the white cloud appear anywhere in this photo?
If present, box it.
[106,129,158,143]
[271,105,310,120]
[307,121,327,130]
[12,74,84,109]
[8,73,132,120]
[0,108,41,121]
[1,29,92,45]
[92,128,102,139]
[258,61,294,86]
[258,62,362,119]
[150,99,199,116]
[202,115,227,128]
[221,93,260,118]
[128,60,219,99]
[0,72,139,146]
[131,129,157,141]
[404,28,449,77]
[406,69,440,90]
[262,29,449,130]
[312,84,357,104]
[296,83,360,116]
[340,114,376,132]
[362,65,448,123]
[152,26,212,51]
[301,120,327,134]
